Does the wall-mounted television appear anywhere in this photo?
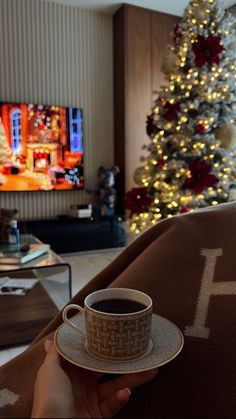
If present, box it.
[0,102,84,191]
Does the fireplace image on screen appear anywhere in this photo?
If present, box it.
[0,102,84,191]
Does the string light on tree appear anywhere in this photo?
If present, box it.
[125,0,236,234]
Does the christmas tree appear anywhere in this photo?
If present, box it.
[125,0,236,234]
[0,116,12,164]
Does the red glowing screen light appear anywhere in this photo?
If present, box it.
[0,102,84,191]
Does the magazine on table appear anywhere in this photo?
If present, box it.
[0,277,39,296]
[0,243,50,264]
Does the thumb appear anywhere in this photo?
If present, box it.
[43,339,61,365]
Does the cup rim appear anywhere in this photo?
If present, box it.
[84,288,153,316]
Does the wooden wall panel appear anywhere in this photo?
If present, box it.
[113,6,126,215]
[113,4,180,212]
[125,5,152,193]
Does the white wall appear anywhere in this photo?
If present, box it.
[0,0,113,219]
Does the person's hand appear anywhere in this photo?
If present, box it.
[31,339,156,418]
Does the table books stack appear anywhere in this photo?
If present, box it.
[0,243,50,264]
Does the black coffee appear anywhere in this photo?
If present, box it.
[90,298,147,314]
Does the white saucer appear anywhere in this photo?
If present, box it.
[54,313,184,374]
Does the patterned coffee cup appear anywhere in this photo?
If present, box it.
[62,288,153,361]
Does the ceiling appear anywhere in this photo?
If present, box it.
[47,0,236,16]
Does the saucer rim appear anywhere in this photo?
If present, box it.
[54,313,184,374]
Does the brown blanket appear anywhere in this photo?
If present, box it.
[1,201,236,418]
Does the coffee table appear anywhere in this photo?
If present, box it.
[0,234,72,347]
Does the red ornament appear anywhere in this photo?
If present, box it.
[157,158,165,168]
[125,187,154,215]
[180,207,190,214]
[183,161,219,194]
[197,123,206,134]
[163,101,180,121]
[192,34,224,68]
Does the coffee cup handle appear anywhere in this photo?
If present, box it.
[62,304,86,337]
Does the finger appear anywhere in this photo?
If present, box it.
[43,339,61,366]
[100,387,131,418]
[99,370,156,401]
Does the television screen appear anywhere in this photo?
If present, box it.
[0,102,84,191]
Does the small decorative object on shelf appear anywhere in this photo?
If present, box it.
[8,219,20,251]
[87,165,120,219]
[68,204,93,219]
[0,208,18,243]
